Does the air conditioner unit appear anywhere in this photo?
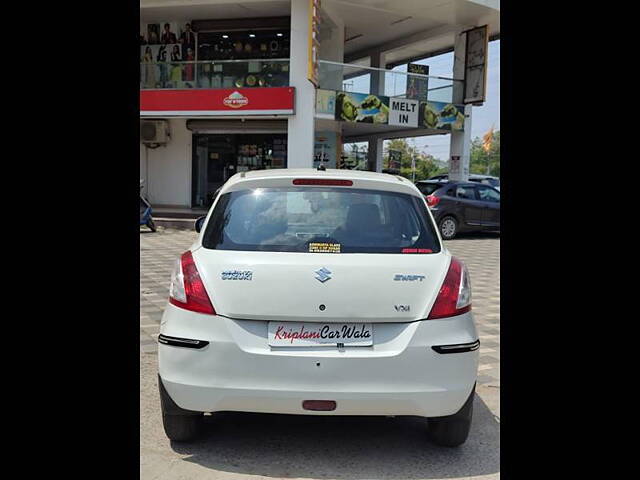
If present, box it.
[140,120,169,144]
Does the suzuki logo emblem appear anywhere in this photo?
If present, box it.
[314,267,332,283]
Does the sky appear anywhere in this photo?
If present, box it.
[346,39,500,163]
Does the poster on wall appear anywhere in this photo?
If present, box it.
[418,101,465,131]
[406,63,429,101]
[141,22,195,46]
[335,91,389,124]
[449,155,461,178]
[464,25,488,104]
[140,42,187,89]
[388,98,419,127]
[315,89,336,118]
[314,131,337,169]
[140,21,197,88]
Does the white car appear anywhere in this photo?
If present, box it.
[158,168,479,447]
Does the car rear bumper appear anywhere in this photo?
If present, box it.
[158,304,479,418]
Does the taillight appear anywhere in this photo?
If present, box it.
[426,194,440,207]
[169,251,216,315]
[427,257,472,319]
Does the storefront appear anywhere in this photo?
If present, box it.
[140,17,291,90]
[140,13,297,209]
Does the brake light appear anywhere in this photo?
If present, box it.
[292,179,353,186]
[426,194,440,207]
[169,251,216,315]
[427,257,472,319]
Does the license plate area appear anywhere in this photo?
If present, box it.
[268,322,373,347]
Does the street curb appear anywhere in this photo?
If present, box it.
[153,218,196,230]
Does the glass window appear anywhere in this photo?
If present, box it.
[198,30,290,61]
[415,183,441,195]
[202,187,441,254]
[456,185,477,200]
[476,186,500,202]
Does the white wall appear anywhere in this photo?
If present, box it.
[140,118,192,207]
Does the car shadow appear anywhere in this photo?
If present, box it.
[170,394,499,479]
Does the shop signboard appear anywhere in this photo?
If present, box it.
[388,98,419,127]
[406,63,429,101]
[335,91,389,124]
[308,0,321,86]
[140,87,295,116]
[418,100,465,131]
[315,89,336,118]
[464,25,489,104]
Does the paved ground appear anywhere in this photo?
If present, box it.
[140,227,500,479]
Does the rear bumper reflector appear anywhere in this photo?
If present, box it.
[432,340,480,354]
[302,400,337,411]
[158,334,209,349]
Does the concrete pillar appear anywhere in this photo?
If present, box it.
[449,29,471,182]
[369,51,386,96]
[368,137,384,172]
[287,0,316,168]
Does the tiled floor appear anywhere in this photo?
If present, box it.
[140,228,500,385]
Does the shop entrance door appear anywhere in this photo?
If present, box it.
[192,135,237,207]
[191,133,288,208]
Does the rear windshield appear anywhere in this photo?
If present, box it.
[202,187,441,254]
[416,183,442,195]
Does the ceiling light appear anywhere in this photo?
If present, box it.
[222,34,229,38]
[249,33,256,38]
[276,33,283,37]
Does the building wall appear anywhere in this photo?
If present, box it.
[139,118,192,207]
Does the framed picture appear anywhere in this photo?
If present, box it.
[147,24,160,45]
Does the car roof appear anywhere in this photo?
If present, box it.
[417,180,475,186]
[469,174,499,180]
[220,168,423,197]
[425,174,499,180]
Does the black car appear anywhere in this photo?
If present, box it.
[415,180,500,239]
[428,174,500,191]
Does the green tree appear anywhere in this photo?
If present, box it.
[384,138,442,182]
[470,130,500,177]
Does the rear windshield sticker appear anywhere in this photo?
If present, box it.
[309,242,341,253]
[401,248,433,254]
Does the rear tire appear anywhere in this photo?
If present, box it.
[439,216,458,240]
[162,413,202,442]
[158,375,203,442]
[428,385,474,447]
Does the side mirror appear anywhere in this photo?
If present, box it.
[195,216,206,233]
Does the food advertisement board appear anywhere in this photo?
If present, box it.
[388,98,419,127]
[315,89,336,118]
[406,63,429,101]
[418,101,465,131]
[335,91,389,124]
